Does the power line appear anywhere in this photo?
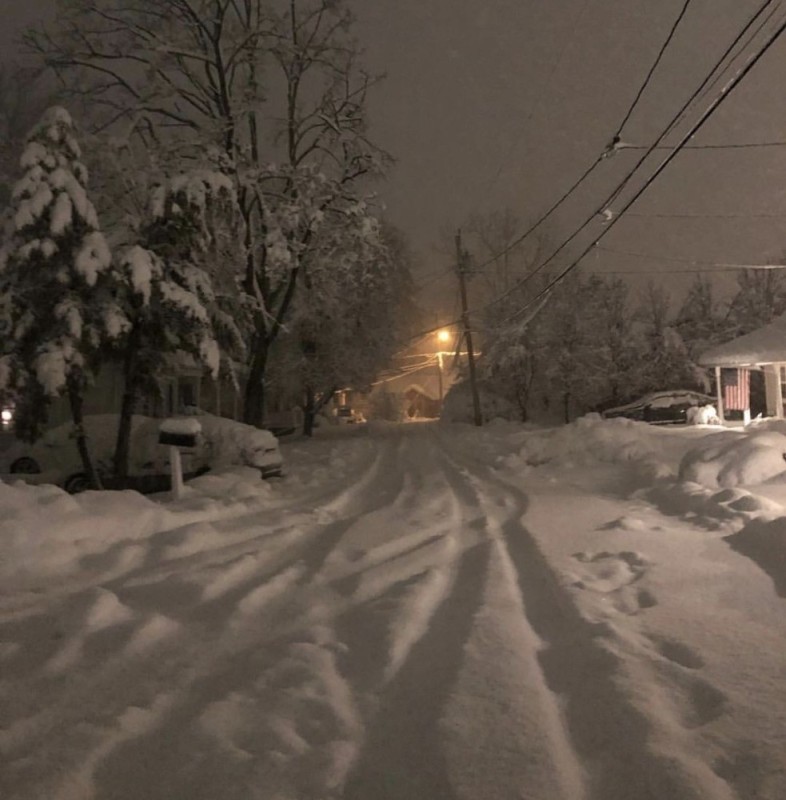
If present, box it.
[594,246,786,269]
[484,0,779,314]
[593,266,785,274]
[512,9,786,322]
[617,0,693,133]
[472,0,698,272]
[625,210,786,219]
[664,0,781,139]
[622,139,786,151]
[605,0,779,209]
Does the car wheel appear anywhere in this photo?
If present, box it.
[64,473,91,494]
[10,456,41,474]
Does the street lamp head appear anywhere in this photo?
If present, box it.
[437,329,451,344]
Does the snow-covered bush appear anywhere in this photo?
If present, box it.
[686,404,721,426]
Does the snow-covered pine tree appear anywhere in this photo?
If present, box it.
[111,171,243,480]
[0,106,127,488]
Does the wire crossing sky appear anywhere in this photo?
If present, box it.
[5,0,786,310]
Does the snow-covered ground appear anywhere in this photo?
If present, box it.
[2,417,786,800]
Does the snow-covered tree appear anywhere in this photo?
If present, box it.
[0,64,57,209]
[110,171,242,479]
[587,277,640,408]
[726,269,786,337]
[634,282,701,394]
[269,215,414,435]
[674,274,730,361]
[26,0,388,428]
[0,106,126,487]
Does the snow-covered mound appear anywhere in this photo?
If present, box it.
[195,413,282,474]
[679,429,786,488]
[518,414,675,481]
[0,466,275,591]
[726,516,786,597]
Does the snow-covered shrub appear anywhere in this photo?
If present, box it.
[686,404,721,426]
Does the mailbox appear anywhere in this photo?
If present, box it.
[158,430,199,448]
[158,418,204,501]
[158,417,203,448]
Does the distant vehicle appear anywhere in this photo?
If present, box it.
[1,414,211,494]
[335,405,365,425]
[602,390,716,425]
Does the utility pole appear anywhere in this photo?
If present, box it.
[456,229,482,427]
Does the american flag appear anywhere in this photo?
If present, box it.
[722,368,750,411]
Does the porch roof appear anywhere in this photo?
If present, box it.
[698,313,786,368]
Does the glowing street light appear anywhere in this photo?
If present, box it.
[436,329,451,344]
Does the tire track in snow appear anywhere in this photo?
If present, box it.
[342,537,491,800]
[84,436,423,799]
[336,428,485,799]
[0,435,408,800]
[434,439,586,800]
[442,435,735,800]
[344,427,583,800]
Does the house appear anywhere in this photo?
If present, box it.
[403,383,442,419]
[41,357,246,430]
[368,329,462,419]
[698,313,786,423]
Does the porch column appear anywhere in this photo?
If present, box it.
[763,365,782,418]
[715,366,725,424]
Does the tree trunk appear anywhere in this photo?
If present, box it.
[563,391,571,424]
[302,385,316,437]
[243,334,269,428]
[113,325,142,483]
[67,382,103,490]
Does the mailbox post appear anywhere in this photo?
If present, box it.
[158,418,203,501]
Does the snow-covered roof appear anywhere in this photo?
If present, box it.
[698,313,786,367]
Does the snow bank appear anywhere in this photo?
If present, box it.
[517,414,675,482]
[679,429,786,488]
[0,463,280,592]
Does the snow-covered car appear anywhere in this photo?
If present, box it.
[194,413,284,478]
[602,390,716,425]
[1,414,211,493]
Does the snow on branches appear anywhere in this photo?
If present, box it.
[0,106,127,437]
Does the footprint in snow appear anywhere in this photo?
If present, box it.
[647,633,727,729]
[652,636,705,670]
[569,550,654,615]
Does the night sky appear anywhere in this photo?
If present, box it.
[4,0,786,312]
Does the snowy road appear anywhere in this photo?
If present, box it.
[2,421,786,799]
